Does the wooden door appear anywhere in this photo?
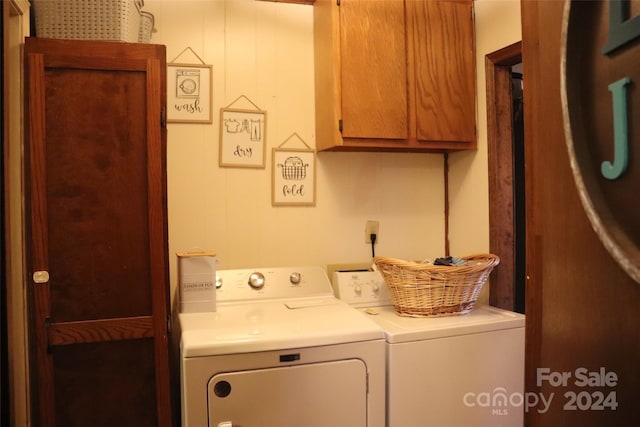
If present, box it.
[522,1,639,426]
[339,0,408,140]
[24,38,172,427]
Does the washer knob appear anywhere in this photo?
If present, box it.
[290,272,302,285]
[248,272,265,289]
[354,285,362,295]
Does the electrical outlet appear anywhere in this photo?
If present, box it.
[365,220,379,244]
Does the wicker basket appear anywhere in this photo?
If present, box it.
[374,254,500,317]
[138,11,154,43]
[33,0,141,42]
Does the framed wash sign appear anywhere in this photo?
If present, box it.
[271,133,316,206]
[219,104,267,168]
[167,63,213,124]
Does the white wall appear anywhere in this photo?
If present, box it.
[147,0,523,305]
[146,0,447,301]
[447,0,522,304]
[8,1,523,423]
[449,0,522,255]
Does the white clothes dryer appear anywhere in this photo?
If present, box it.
[177,266,386,427]
[333,270,526,427]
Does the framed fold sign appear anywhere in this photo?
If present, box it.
[167,63,213,124]
[271,133,316,206]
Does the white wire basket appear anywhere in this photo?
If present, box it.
[138,11,154,43]
[33,0,142,42]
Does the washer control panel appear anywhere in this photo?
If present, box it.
[332,270,391,308]
[215,266,333,303]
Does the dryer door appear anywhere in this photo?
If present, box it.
[208,359,367,427]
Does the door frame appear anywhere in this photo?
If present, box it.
[3,1,31,426]
[486,41,522,311]
[1,3,8,424]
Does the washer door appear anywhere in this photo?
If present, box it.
[208,359,367,427]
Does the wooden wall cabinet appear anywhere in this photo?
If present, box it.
[313,0,476,152]
[24,37,173,427]
[258,0,315,4]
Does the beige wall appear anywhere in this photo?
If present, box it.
[146,0,447,303]
[147,0,523,312]
[446,0,522,304]
[449,0,522,257]
[8,1,523,424]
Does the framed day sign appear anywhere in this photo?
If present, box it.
[219,108,267,168]
[167,63,213,124]
[272,146,316,206]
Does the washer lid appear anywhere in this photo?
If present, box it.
[360,305,525,343]
[180,298,384,357]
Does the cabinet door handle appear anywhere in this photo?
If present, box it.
[33,270,50,284]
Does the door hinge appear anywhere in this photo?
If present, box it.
[161,106,167,128]
[338,119,343,133]
[337,0,341,5]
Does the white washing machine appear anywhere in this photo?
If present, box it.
[333,270,526,427]
[178,266,386,427]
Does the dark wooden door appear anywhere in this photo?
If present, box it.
[522,1,639,426]
[24,37,172,427]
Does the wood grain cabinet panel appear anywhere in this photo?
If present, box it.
[24,37,173,427]
[411,0,476,145]
[314,0,476,152]
[339,0,408,140]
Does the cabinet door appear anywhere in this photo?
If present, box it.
[24,38,172,427]
[339,0,408,140]
[412,0,476,145]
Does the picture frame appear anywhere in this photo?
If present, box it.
[167,63,213,124]
[272,147,316,206]
[219,108,267,168]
